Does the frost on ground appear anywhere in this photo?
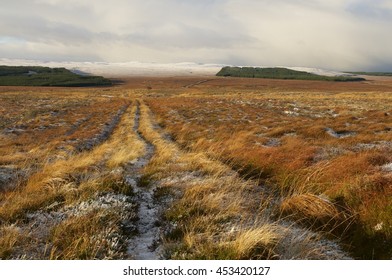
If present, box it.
[76,105,128,151]
[277,222,350,260]
[125,103,165,260]
[0,166,24,192]
[8,192,138,259]
[381,163,392,172]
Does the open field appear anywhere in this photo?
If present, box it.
[0,76,391,259]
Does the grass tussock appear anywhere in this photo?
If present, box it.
[229,226,280,259]
[280,194,352,233]
[175,224,279,260]
[49,210,122,260]
[0,225,21,259]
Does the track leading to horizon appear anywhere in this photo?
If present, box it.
[2,76,392,259]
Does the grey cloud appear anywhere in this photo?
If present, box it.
[124,23,255,49]
[0,0,391,70]
[346,0,392,20]
[1,16,91,44]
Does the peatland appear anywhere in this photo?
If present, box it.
[0,75,391,259]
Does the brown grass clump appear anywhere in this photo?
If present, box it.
[0,225,21,259]
[230,226,280,259]
[280,194,351,233]
[49,210,122,260]
[176,224,280,260]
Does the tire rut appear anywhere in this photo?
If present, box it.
[125,102,161,260]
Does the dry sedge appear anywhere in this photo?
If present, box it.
[137,99,342,260]
[49,210,122,260]
[280,194,352,233]
[142,76,392,259]
[0,225,21,259]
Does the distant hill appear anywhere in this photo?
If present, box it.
[345,71,392,77]
[0,66,112,87]
[217,66,365,82]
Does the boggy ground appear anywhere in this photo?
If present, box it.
[0,76,391,259]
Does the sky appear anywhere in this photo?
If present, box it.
[1,0,392,71]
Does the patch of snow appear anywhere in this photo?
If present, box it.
[284,110,300,116]
[374,222,384,231]
[381,163,392,172]
[354,141,392,151]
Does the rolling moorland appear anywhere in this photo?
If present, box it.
[0,72,391,260]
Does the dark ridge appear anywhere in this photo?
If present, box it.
[217,66,365,82]
[0,65,112,87]
[345,71,392,77]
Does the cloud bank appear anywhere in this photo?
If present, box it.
[1,0,392,71]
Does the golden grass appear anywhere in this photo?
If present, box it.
[0,98,147,259]
[2,77,392,259]
[49,210,122,260]
[176,224,279,260]
[142,78,392,258]
[0,103,145,223]
[230,226,279,259]
[0,225,21,259]
[137,100,283,259]
[0,88,130,170]
[280,194,351,232]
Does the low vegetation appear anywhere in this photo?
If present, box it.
[143,76,392,259]
[217,66,365,81]
[0,66,112,87]
[0,89,145,259]
[137,100,343,260]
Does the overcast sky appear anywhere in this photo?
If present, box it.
[1,0,392,71]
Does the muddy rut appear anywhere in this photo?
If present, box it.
[125,103,161,260]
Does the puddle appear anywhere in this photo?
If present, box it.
[325,127,356,138]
